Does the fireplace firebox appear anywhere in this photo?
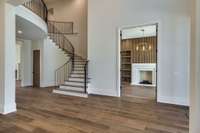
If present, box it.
[132,64,156,87]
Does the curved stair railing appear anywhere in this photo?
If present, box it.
[47,22,75,86]
[84,61,89,93]
[55,58,73,86]
[23,0,89,94]
[48,23,75,55]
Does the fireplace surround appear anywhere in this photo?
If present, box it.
[131,63,156,87]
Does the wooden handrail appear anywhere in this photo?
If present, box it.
[84,61,89,93]
[48,20,73,24]
[48,21,74,34]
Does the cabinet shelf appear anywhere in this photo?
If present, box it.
[121,50,131,83]
[121,69,131,71]
[121,56,131,58]
[121,75,131,78]
[122,63,131,65]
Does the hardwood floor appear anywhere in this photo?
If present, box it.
[0,87,189,133]
[122,84,156,100]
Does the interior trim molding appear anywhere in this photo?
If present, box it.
[0,103,17,115]
[158,96,189,106]
[87,85,119,97]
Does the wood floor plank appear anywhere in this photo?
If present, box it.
[0,87,189,133]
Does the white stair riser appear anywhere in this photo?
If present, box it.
[70,73,84,77]
[72,74,84,76]
[74,64,85,66]
[72,71,84,74]
[74,63,85,65]
[68,78,84,82]
[72,72,84,75]
[64,81,84,86]
[53,90,88,98]
[60,86,84,92]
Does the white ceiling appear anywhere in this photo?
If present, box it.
[122,25,157,40]
[16,15,46,40]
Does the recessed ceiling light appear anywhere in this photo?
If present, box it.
[17,30,23,34]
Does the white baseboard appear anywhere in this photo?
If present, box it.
[0,103,17,115]
[21,82,32,87]
[158,96,189,106]
[87,87,118,97]
[41,81,55,88]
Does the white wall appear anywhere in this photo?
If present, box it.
[46,0,87,58]
[32,38,69,87]
[16,41,21,80]
[42,38,69,87]
[19,38,68,88]
[20,40,32,87]
[16,44,21,64]
[88,0,191,105]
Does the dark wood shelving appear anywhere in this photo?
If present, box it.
[121,69,131,71]
[121,51,131,83]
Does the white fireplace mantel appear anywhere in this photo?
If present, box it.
[131,63,157,87]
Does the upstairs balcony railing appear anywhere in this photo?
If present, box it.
[48,21,74,34]
[24,0,48,22]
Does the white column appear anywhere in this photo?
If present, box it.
[0,1,16,114]
[190,0,200,132]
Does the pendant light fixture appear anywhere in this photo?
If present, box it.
[135,29,152,52]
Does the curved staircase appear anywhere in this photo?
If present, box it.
[48,21,89,98]
[23,0,89,98]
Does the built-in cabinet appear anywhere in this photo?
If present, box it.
[121,50,132,83]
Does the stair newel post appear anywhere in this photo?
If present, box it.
[72,48,75,72]
[84,61,88,93]
[51,23,53,35]
[55,70,57,87]
[62,35,64,49]
[64,64,66,82]
[84,63,86,93]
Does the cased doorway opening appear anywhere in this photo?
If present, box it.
[120,24,158,100]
